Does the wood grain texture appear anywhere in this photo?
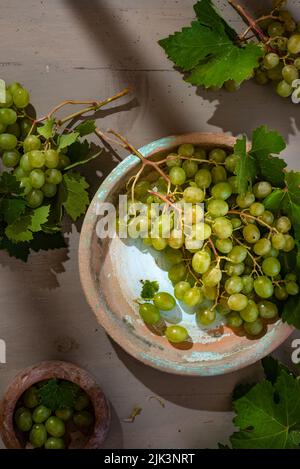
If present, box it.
[0,0,299,449]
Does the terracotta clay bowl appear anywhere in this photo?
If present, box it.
[79,133,293,376]
[0,360,110,449]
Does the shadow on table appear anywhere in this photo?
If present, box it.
[110,340,263,412]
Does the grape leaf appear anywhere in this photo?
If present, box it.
[194,0,236,40]
[234,136,256,194]
[61,172,89,221]
[30,205,50,232]
[140,280,159,300]
[66,140,89,163]
[5,215,33,242]
[0,236,31,261]
[231,370,300,449]
[75,119,96,137]
[37,118,55,139]
[285,171,300,205]
[0,173,22,194]
[57,132,80,151]
[38,379,80,411]
[0,198,26,224]
[282,295,300,329]
[263,189,285,211]
[65,149,103,171]
[29,231,67,252]
[250,126,287,187]
[261,356,291,384]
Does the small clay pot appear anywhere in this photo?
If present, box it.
[0,360,110,449]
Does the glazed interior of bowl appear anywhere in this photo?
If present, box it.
[79,133,293,376]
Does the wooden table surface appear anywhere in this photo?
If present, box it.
[0,0,299,449]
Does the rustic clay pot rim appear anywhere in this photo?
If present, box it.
[0,360,110,449]
[78,132,293,376]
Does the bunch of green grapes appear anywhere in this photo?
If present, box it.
[0,82,70,208]
[119,143,299,344]
[254,6,300,100]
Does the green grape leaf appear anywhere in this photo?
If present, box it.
[231,370,300,449]
[37,118,55,139]
[0,79,6,103]
[194,0,237,39]
[66,140,89,163]
[5,215,33,243]
[285,171,300,205]
[57,132,80,151]
[29,231,67,252]
[187,43,263,88]
[261,356,292,384]
[38,379,80,411]
[263,189,285,212]
[282,295,300,329]
[0,198,26,224]
[140,280,159,300]
[61,171,90,221]
[233,382,256,401]
[65,149,103,171]
[30,205,50,232]
[0,173,22,194]
[0,236,31,261]
[75,119,96,137]
[250,126,286,187]
[235,136,257,194]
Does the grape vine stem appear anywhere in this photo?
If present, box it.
[228,210,278,233]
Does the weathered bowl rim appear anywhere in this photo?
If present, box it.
[0,360,111,449]
[78,132,293,376]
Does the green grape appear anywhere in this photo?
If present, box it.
[13,87,30,108]
[265,247,279,258]
[15,409,32,432]
[202,267,222,287]
[73,411,94,428]
[268,21,285,37]
[74,393,89,411]
[202,285,217,300]
[183,186,204,203]
[250,202,265,217]
[228,293,248,311]
[243,224,261,244]
[183,286,203,306]
[254,238,271,256]
[45,168,62,185]
[263,52,280,70]
[20,117,33,137]
[2,149,20,168]
[153,292,176,311]
[0,108,17,125]
[225,153,240,173]
[287,34,300,54]
[270,37,288,51]
[262,257,281,276]
[194,147,207,159]
[228,246,247,264]
[244,319,264,336]
[151,237,167,251]
[165,325,188,343]
[282,64,299,84]
[278,9,291,21]
[218,301,231,316]
[29,424,47,448]
[255,69,269,85]
[23,135,41,152]
[0,90,13,107]
[166,153,182,168]
[286,281,299,295]
[42,183,57,198]
[26,189,44,208]
[168,262,187,283]
[211,166,227,183]
[224,80,240,92]
[28,150,46,168]
[20,154,32,173]
[174,281,191,300]
[20,177,33,195]
[169,166,186,185]
[195,168,212,189]
[295,58,300,70]
[209,148,227,163]
[57,153,71,169]
[215,238,233,254]
[7,122,21,137]
[32,405,52,424]
[178,143,194,157]
[225,262,245,276]
[8,82,22,96]
[164,247,183,265]
[277,80,293,98]
[241,275,254,294]
[192,251,211,274]
[231,218,242,229]
[227,312,243,328]
[236,192,255,208]
[259,211,274,226]
[275,216,291,233]
[45,437,65,450]
[29,169,45,189]
[211,182,232,200]
[168,230,184,249]
[55,407,73,421]
[197,308,216,325]
[254,276,274,298]
[182,159,198,177]
[258,300,278,319]
[212,217,233,239]
[139,303,160,325]
[275,285,288,300]
[228,176,239,193]
[240,300,259,323]
[23,386,39,408]
[45,416,65,438]
[225,276,243,294]
[0,122,6,133]
[285,273,297,281]
[253,181,272,199]
[207,199,229,217]
[283,234,295,252]
[0,133,17,150]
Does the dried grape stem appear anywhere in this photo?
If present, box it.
[148,190,181,213]
[228,210,278,233]
[240,15,280,40]
[209,238,219,260]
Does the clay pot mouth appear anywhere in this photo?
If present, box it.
[0,360,110,449]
